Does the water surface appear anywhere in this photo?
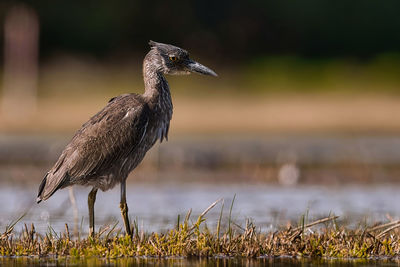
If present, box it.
[1,256,400,267]
[1,183,400,235]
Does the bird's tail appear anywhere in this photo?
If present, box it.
[36,172,67,203]
[36,173,48,203]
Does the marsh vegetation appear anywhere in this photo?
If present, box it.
[2,203,400,260]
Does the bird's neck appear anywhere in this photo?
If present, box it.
[142,52,173,115]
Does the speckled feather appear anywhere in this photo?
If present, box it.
[37,41,215,203]
[37,43,174,202]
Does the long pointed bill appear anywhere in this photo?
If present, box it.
[187,60,218,77]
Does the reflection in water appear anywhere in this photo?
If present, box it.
[1,257,400,267]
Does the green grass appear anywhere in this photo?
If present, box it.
[30,53,400,99]
[2,201,400,258]
[243,54,400,95]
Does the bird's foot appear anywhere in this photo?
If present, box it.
[89,227,95,239]
[120,202,133,237]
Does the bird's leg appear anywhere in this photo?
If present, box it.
[88,188,98,238]
[120,180,132,236]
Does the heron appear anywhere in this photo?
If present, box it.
[36,41,217,237]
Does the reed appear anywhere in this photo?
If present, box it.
[1,201,400,258]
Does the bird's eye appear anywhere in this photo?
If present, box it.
[169,56,178,62]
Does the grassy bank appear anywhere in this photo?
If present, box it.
[3,94,400,134]
[3,55,400,135]
[2,201,400,258]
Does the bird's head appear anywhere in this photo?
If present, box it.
[148,40,217,77]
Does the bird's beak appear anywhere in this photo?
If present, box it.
[187,60,218,77]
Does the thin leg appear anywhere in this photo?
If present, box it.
[88,188,98,238]
[68,187,79,238]
[120,180,132,236]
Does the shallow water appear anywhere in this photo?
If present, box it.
[1,256,400,267]
[1,183,400,235]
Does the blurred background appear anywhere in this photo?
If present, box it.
[1,0,400,234]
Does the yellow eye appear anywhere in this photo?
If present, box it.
[169,56,178,62]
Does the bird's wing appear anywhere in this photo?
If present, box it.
[67,95,149,178]
[37,94,149,201]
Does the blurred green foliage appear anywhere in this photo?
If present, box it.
[1,0,400,62]
[243,53,400,94]
[33,54,400,97]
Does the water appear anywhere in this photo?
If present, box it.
[1,183,400,235]
[1,256,400,266]
[2,135,400,265]
[4,134,400,186]
[3,134,400,236]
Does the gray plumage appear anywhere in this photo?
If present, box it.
[36,41,217,236]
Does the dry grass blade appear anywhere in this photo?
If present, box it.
[376,222,400,238]
[1,214,400,258]
[292,215,339,232]
[228,194,236,240]
[216,199,224,239]
[1,212,27,239]
[106,221,119,240]
[190,198,223,231]
[149,239,162,254]
[65,224,70,240]
[184,209,192,225]
[289,230,302,241]
[199,198,223,218]
[232,221,245,231]
[97,225,111,238]
[368,220,400,232]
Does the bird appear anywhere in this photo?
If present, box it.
[36,41,217,237]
